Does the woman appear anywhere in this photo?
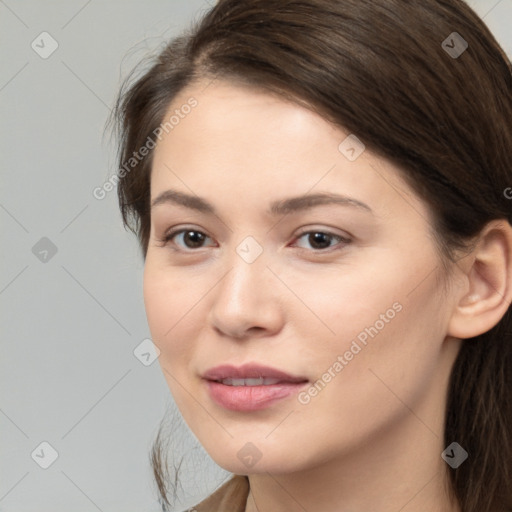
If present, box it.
[112,1,512,511]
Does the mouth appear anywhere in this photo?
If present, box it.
[212,377,287,386]
[202,363,309,411]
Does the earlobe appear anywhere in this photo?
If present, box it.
[448,220,512,340]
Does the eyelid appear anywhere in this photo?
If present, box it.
[294,227,352,241]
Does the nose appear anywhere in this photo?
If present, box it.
[208,249,285,340]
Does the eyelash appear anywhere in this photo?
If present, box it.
[158,227,351,253]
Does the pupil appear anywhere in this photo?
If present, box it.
[310,232,331,249]
[185,231,204,248]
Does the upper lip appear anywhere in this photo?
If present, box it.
[202,364,308,383]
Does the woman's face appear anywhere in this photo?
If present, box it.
[144,80,461,474]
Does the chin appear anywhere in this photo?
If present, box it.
[203,440,310,476]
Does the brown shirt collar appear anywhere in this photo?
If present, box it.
[187,475,250,512]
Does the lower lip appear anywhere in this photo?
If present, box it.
[205,380,307,411]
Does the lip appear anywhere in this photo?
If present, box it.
[202,363,308,383]
[202,363,309,412]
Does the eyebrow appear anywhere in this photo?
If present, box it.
[151,189,373,216]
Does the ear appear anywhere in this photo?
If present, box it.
[448,219,512,339]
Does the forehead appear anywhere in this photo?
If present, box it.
[154,79,339,165]
[150,80,429,224]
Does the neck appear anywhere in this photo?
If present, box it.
[245,420,460,512]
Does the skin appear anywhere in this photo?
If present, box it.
[143,79,485,512]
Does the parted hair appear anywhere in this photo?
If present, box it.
[112,1,512,510]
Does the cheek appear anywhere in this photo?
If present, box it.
[291,256,447,419]
[279,256,406,354]
[143,262,201,364]
[143,270,173,341]
[143,265,205,417]
[303,285,446,432]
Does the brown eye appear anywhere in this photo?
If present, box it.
[293,231,350,251]
[164,229,214,250]
[307,232,334,250]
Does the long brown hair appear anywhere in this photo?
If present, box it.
[111,1,512,510]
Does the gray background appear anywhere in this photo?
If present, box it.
[1,1,510,511]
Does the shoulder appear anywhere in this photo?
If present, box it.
[184,474,250,512]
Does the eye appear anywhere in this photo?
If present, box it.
[292,230,351,251]
[160,228,215,250]
[158,227,350,252]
